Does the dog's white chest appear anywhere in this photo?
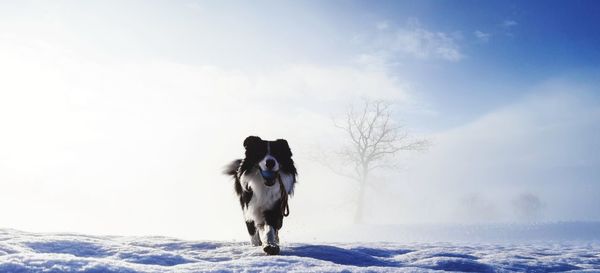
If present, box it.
[241,173,282,223]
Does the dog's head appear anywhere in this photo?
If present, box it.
[240,136,296,186]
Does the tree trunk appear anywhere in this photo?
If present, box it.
[354,165,368,224]
[354,179,366,223]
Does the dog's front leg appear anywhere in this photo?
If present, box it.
[258,224,279,255]
[245,220,261,246]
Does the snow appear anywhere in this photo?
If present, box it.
[1,228,600,273]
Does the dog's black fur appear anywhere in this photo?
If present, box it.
[224,136,297,255]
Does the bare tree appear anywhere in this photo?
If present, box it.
[331,99,429,223]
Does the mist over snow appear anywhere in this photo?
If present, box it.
[374,84,600,225]
[0,0,599,255]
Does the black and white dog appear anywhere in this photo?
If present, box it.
[224,136,297,255]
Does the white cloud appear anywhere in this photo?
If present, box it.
[394,27,463,61]
[375,21,389,30]
[474,30,492,43]
[502,20,518,28]
[363,20,464,63]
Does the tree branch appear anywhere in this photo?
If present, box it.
[331,98,430,185]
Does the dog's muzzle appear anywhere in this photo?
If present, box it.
[260,170,277,186]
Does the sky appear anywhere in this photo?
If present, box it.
[0,0,599,241]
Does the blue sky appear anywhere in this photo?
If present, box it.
[0,1,599,239]
[332,0,600,128]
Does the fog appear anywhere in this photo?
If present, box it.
[0,1,598,241]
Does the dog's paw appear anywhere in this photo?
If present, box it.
[263,244,280,255]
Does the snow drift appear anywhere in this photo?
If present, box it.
[0,228,599,272]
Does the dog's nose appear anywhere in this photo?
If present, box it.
[266,159,276,170]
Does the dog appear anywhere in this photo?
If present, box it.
[224,136,297,255]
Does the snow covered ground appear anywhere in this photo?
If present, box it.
[1,228,599,273]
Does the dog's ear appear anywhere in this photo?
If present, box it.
[275,139,292,157]
[243,136,262,149]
